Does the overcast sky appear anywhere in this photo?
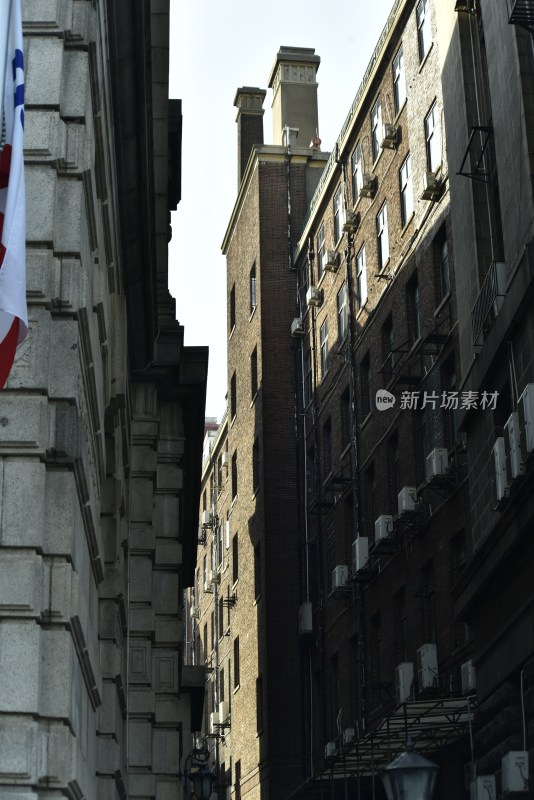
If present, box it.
[168,0,395,421]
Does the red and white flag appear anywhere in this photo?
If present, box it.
[0,0,26,389]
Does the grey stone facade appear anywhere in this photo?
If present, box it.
[0,2,207,798]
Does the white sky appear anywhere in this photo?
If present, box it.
[168,0,395,421]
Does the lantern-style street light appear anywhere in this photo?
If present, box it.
[182,746,217,800]
[381,738,440,800]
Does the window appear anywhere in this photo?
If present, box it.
[231,451,237,500]
[300,261,309,310]
[340,387,350,449]
[235,760,241,800]
[365,464,376,539]
[303,348,312,407]
[351,142,363,204]
[249,263,257,313]
[381,315,394,376]
[211,608,215,651]
[230,284,236,332]
[333,186,344,243]
[361,354,372,417]
[230,371,237,420]
[203,554,207,593]
[256,676,264,733]
[399,154,413,227]
[416,410,428,484]
[203,622,208,661]
[252,437,260,493]
[251,347,258,399]
[394,589,408,663]
[407,275,421,342]
[421,561,437,644]
[217,524,224,568]
[254,543,261,600]
[202,488,207,512]
[417,0,432,62]
[387,431,400,512]
[323,418,332,477]
[371,97,383,161]
[393,46,406,113]
[320,319,329,378]
[376,203,389,269]
[337,282,348,342]
[442,358,458,448]
[218,597,225,639]
[425,101,441,173]
[450,530,467,583]
[316,223,325,280]
[326,520,335,591]
[371,614,383,705]
[233,636,240,688]
[356,246,367,309]
[232,533,238,584]
[435,232,450,301]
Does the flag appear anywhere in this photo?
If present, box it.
[0,0,26,389]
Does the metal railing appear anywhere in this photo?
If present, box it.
[471,260,507,346]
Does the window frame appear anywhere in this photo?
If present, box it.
[376,203,390,269]
[356,246,368,309]
[371,97,383,162]
[320,318,329,378]
[351,142,363,204]
[399,154,413,227]
[425,101,441,173]
[416,0,432,63]
[316,223,325,280]
[337,281,348,342]
[393,46,406,113]
[333,186,344,243]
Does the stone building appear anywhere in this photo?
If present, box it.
[0,2,207,799]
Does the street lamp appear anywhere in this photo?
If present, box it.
[182,746,217,800]
[381,738,440,800]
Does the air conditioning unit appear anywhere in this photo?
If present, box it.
[204,576,212,593]
[209,712,220,733]
[518,383,534,454]
[324,250,339,272]
[306,286,323,308]
[324,741,337,760]
[504,412,525,481]
[492,436,509,505]
[502,751,529,794]
[291,317,305,337]
[352,537,369,573]
[395,662,414,705]
[190,605,200,620]
[299,601,313,637]
[331,565,349,590]
[202,509,212,527]
[342,727,356,747]
[219,701,229,722]
[417,643,438,689]
[461,659,476,695]
[421,171,443,201]
[374,514,394,542]
[470,776,496,800]
[360,173,376,198]
[425,448,449,480]
[381,123,398,149]
[398,486,417,515]
[343,210,360,234]
[221,451,229,467]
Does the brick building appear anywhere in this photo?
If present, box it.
[0,2,207,798]
[188,1,534,799]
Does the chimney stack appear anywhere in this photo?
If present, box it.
[268,46,320,148]
[234,87,267,186]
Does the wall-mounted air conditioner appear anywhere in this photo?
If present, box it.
[374,514,394,542]
[306,286,323,308]
[219,701,229,722]
[398,486,417,515]
[504,412,525,481]
[417,643,438,689]
[210,711,220,733]
[299,602,313,637]
[518,383,534,454]
[461,659,476,695]
[502,751,529,794]
[331,565,349,590]
[421,171,443,201]
[190,605,200,620]
[221,451,229,467]
[352,537,369,573]
[492,436,509,505]
[324,741,337,760]
[381,123,398,149]
[470,776,496,800]
[291,317,305,337]
[395,662,414,705]
[343,210,360,234]
[324,251,339,272]
[202,509,212,527]
[360,173,376,198]
[425,448,449,480]
[342,728,356,747]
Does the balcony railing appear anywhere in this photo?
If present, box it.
[508,0,534,32]
[471,261,507,346]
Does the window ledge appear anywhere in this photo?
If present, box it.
[418,41,434,73]
[249,305,257,322]
[401,212,415,236]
